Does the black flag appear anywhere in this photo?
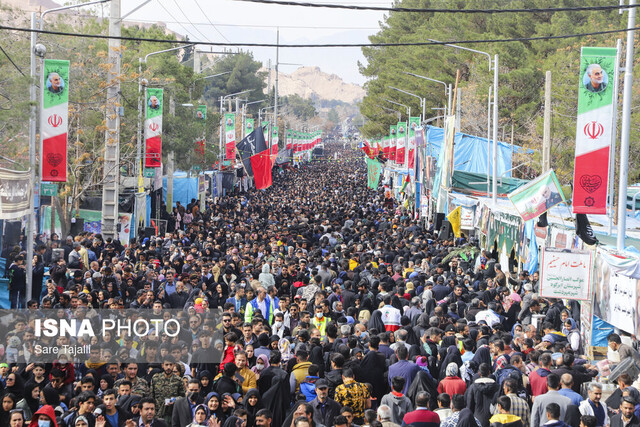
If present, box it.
[537,212,548,228]
[576,213,598,246]
[236,128,266,177]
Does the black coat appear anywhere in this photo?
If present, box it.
[358,350,388,400]
[465,378,499,427]
[171,395,203,427]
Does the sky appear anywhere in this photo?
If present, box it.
[116,0,393,86]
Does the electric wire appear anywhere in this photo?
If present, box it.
[0,44,26,76]
[167,0,215,43]
[234,0,640,14]
[155,0,201,42]
[193,0,231,42]
[2,23,639,48]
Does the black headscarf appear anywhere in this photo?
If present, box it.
[457,408,480,427]
[4,374,24,400]
[222,416,244,427]
[471,346,491,367]
[23,382,41,415]
[243,388,263,427]
[198,370,213,397]
[439,345,463,380]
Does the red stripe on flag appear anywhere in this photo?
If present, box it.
[145,135,162,168]
[42,133,67,182]
[572,146,609,214]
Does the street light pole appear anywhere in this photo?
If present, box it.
[402,72,449,118]
[492,55,499,204]
[383,99,410,119]
[388,86,425,123]
[617,0,636,250]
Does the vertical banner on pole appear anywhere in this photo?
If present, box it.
[408,117,420,170]
[41,59,70,182]
[144,88,163,168]
[286,129,292,154]
[271,126,279,164]
[196,105,207,120]
[389,125,397,164]
[245,118,254,136]
[261,121,269,146]
[396,121,406,165]
[573,47,617,214]
[225,113,236,160]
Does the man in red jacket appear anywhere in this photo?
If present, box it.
[402,392,440,427]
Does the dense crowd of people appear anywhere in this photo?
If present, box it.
[1,144,637,427]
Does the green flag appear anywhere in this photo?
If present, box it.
[366,157,383,189]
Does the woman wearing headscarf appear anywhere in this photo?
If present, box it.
[97,374,114,398]
[0,393,17,426]
[251,354,269,379]
[198,370,213,397]
[563,319,581,353]
[186,404,210,427]
[243,388,263,427]
[367,309,385,334]
[205,392,224,424]
[438,363,467,396]
[4,373,25,400]
[16,383,40,422]
[438,345,463,381]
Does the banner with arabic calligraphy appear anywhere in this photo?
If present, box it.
[573,46,617,214]
[593,252,639,335]
[540,247,593,301]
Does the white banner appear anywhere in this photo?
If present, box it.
[540,248,593,301]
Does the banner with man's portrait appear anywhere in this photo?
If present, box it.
[41,59,69,182]
[144,88,163,168]
[573,46,618,214]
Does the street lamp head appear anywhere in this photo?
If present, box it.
[140,78,149,87]
[33,44,46,58]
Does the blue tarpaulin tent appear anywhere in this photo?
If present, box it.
[163,172,199,209]
[424,125,534,177]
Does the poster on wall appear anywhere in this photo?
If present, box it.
[540,248,593,301]
[460,206,475,229]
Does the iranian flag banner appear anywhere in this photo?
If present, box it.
[383,136,390,158]
[389,125,397,163]
[41,59,70,181]
[408,117,420,170]
[286,129,292,151]
[396,121,407,165]
[145,88,163,168]
[245,118,254,136]
[272,126,279,149]
[573,46,618,214]
[262,121,269,145]
[225,113,236,160]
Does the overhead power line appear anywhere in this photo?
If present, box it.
[0,44,25,76]
[234,0,640,14]
[2,23,639,48]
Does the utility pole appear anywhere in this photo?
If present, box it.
[617,0,636,250]
[542,71,551,172]
[492,54,499,204]
[274,28,279,150]
[101,0,121,240]
[455,88,461,131]
[26,12,39,300]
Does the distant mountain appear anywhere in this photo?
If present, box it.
[264,66,364,104]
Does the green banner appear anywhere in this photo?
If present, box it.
[245,118,254,136]
[366,157,383,190]
[146,88,163,119]
[196,105,206,120]
[43,59,69,108]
